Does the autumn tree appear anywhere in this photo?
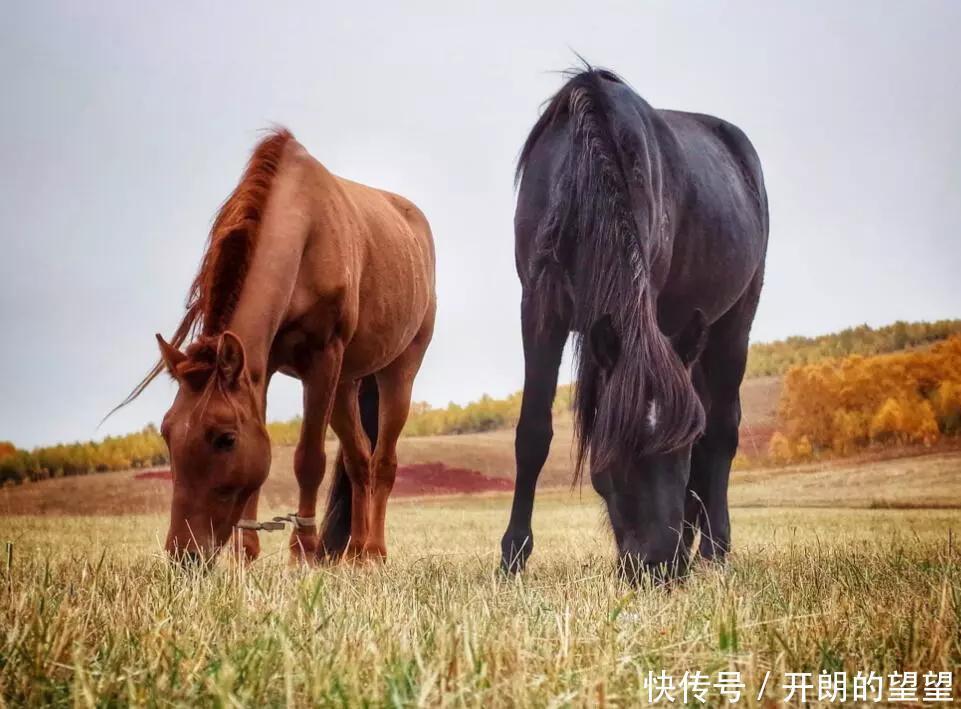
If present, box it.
[771,336,961,461]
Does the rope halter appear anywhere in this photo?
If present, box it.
[235,513,316,532]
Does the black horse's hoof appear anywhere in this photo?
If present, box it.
[500,532,533,574]
[698,536,730,564]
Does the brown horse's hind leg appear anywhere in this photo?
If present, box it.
[365,374,411,559]
[320,377,379,559]
[327,380,375,561]
[367,316,434,559]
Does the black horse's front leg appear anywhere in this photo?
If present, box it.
[500,294,567,573]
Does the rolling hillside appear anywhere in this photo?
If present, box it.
[5,366,959,517]
[4,319,958,489]
[3,443,959,516]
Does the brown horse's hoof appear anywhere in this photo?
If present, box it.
[341,541,386,565]
[311,540,386,565]
[233,530,261,564]
[313,542,350,565]
[288,529,319,565]
[345,541,371,563]
[364,542,387,561]
[314,549,343,566]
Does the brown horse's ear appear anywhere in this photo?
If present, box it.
[156,334,187,378]
[671,309,709,367]
[589,314,621,374]
[216,331,247,387]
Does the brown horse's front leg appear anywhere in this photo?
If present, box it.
[234,488,261,563]
[367,321,432,559]
[289,438,324,563]
[292,345,343,564]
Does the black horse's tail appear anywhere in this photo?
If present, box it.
[518,67,704,477]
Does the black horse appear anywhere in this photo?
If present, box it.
[501,66,768,582]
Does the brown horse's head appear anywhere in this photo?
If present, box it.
[156,331,271,562]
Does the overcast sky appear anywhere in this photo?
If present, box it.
[1,2,959,449]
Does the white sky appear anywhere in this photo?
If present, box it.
[1,2,959,448]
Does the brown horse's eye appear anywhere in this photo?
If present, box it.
[212,431,237,452]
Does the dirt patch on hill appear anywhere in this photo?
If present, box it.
[133,469,173,481]
[738,423,777,459]
[392,463,513,496]
[134,463,513,496]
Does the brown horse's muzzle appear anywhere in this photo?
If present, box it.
[165,529,215,564]
[164,503,234,564]
[170,548,206,568]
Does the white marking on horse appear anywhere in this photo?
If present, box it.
[646,400,659,431]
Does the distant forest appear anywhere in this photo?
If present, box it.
[2,319,959,485]
[745,319,961,377]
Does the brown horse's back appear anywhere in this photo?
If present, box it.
[321,177,434,378]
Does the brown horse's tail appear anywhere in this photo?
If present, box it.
[320,375,379,555]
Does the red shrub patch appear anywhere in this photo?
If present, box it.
[133,468,173,481]
[393,463,513,496]
[132,463,511,496]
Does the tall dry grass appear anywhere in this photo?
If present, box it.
[1,494,959,706]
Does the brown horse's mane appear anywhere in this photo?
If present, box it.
[109,128,294,415]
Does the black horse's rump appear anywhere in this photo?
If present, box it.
[516,68,704,476]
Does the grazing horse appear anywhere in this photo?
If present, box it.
[501,67,768,581]
[119,129,436,563]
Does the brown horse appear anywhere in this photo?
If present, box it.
[120,128,436,563]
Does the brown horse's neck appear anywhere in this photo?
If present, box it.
[224,145,320,394]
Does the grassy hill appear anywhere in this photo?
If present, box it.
[4,431,959,516]
[3,319,958,487]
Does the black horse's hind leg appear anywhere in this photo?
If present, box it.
[681,364,707,568]
[500,293,568,573]
[688,397,740,562]
[320,375,379,558]
[687,273,762,562]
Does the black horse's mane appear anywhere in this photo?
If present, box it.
[515,65,626,186]
[518,65,705,476]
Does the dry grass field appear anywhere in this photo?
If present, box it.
[1,495,959,706]
[1,447,960,704]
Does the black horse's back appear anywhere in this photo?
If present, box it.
[502,64,768,579]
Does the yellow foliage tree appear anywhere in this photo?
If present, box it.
[767,432,793,464]
[870,398,904,443]
[793,435,813,461]
[771,335,961,462]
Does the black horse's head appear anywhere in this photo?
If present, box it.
[585,309,708,584]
